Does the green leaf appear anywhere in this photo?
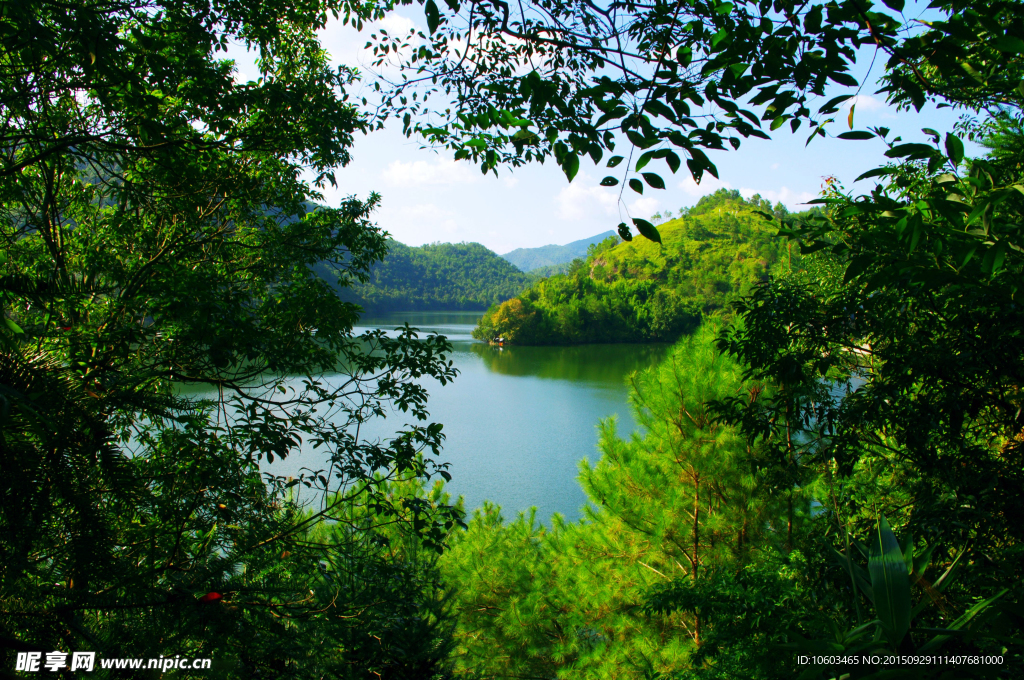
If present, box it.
[899,531,914,576]
[882,0,904,11]
[911,543,937,582]
[855,167,893,182]
[799,240,832,254]
[843,254,873,284]
[600,176,619,186]
[828,72,859,87]
[886,143,937,160]
[868,516,912,648]
[629,178,644,194]
[818,94,854,114]
[4,318,24,334]
[664,150,681,174]
[991,241,1008,274]
[944,133,964,166]
[642,173,665,189]
[512,129,539,144]
[632,218,662,243]
[424,0,440,34]
[635,150,655,172]
[838,131,875,140]
[961,245,978,267]
[643,100,676,121]
[607,155,625,168]
[830,546,874,602]
[616,222,633,241]
[993,35,1024,54]
[561,152,580,182]
[918,589,1008,654]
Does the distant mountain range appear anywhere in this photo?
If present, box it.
[315,230,619,313]
[501,231,618,272]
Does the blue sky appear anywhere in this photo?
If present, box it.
[229,7,975,255]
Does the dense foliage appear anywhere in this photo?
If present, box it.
[431,0,1024,676]
[500,230,616,272]
[1,0,462,676]
[473,190,800,344]
[323,240,531,312]
[369,0,914,243]
[439,325,828,678]
[7,0,1024,676]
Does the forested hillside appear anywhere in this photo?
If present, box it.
[474,190,803,344]
[501,230,617,271]
[322,240,532,312]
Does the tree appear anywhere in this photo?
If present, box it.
[583,323,793,641]
[441,324,801,678]
[1,0,462,673]
[385,0,1024,674]
[368,0,908,240]
[706,5,1024,675]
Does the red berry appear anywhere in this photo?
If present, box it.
[198,592,222,603]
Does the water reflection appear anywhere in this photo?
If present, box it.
[469,343,668,385]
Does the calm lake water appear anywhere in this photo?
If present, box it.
[346,312,667,521]
[186,311,667,522]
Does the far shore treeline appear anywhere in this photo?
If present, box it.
[317,240,532,312]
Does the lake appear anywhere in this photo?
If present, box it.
[346,312,667,522]
[185,311,668,522]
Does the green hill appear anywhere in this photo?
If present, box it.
[474,190,810,344]
[501,230,617,271]
[321,240,532,313]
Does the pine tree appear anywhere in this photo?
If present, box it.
[581,323,787,646]
[442,324,794,677]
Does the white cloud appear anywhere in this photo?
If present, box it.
[376,202,463,243]
[556,175,666,225]
[770,162,781,170]
[842,94,886,112]
[501,176,520,189]
[555,174,620,220]
[739,186,815,210]
[381,158,480,186]
[318,13,421,73]
[629,196,661,218]
[390,203,452,220]
[840,94,898,121]
[678,174,733,197]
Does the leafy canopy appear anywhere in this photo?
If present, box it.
[1,0,463,673]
